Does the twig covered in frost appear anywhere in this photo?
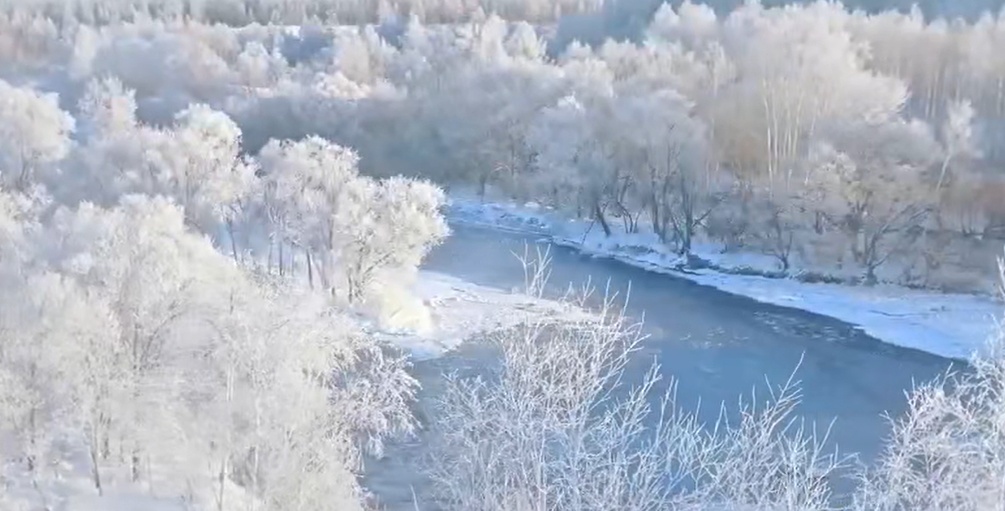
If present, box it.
[853,255,1005,511]
[426,250,846,511]
[512,243,553,299]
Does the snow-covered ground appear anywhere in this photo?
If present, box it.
[370,270,591,360]
[1,438,249,511]
[446,197,1002,361]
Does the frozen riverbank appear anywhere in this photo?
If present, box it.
[446,197,1000,362]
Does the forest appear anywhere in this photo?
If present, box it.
[1,0,1005,509]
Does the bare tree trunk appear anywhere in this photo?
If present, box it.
[216,462,226,511]
[16,157,33,192]
[651,199,664,242]
[935,155,952,196]
[478,171,489,199]
[306,249,314,289]
[251,401,262,511]
[267,241,274,274]
[278,242,285,277]
[27,406,37,474]
[89,426,103,495]
[131,450,141,482]
[593,203,611,237]
[226,219,240,264]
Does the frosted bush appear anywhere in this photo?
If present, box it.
[426,251,845,511]
[853,258,1005,511]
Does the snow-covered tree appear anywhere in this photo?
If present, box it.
[808,118,941,284]
[620,88,713,253]
[77,75,139,137]
[748,188,808,273]
[257,136,362,287]
[0,80,74,191]
[936,98,980,194]
[250,299,415,510]
[527,92,621,232]
[73,99,256,241]
[258,136,447,303]
[37,196,239,482]
[155,105,257,235]
[0,185,44,262]
[0,271,78,483]
[183,276,416,511]
[340,176,449,303]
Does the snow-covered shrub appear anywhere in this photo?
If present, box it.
[426,253,845,511]
[853,257,1005,511]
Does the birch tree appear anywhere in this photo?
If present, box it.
[189,280,417,511]
[0,271,76,488]
[257,136,361,288]
[39,195,237,482]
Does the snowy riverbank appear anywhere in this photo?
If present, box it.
[370,271,591,361]
[446,197,1002,362]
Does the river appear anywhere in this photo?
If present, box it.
[365,223,958,508]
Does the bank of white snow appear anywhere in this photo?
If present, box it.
[370,270,592,361]
[446,197,1001,362]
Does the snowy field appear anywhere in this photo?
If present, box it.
[447,197,1002,361]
